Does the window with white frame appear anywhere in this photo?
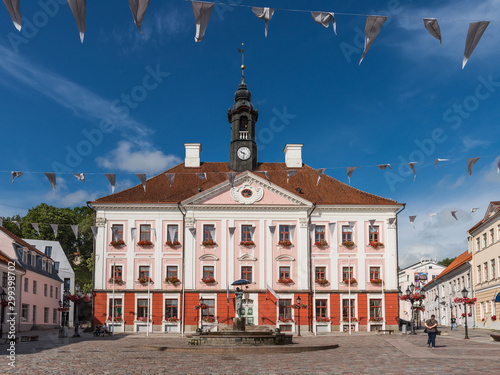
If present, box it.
[490,229,495,244]
[140,224,151,242]
[53,308,57,324]
[483,233,487,248]
[477,266,482,283]
[21,304,29,322]
[342,299,355,320]
[492,259,496,280]
[203,224,215,242]
[22,250,27,263]
[476,238,481,252]
[369,226,379,243]
[314,226,325,243]
[137,299,149,319]
[484,263,488,281]
[167,224,179,242]
[342,226,353,242]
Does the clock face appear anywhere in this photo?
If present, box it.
[237,146,251,160]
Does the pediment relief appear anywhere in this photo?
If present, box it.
[275,254,295,261]
[237,254,257,261]
[199,254,219,261]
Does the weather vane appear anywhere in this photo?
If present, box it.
[237,43,245,76]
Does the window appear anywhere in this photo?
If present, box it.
[342,226,352,242]
[370,267,380,280]
[140,224,151,242]
[21,304,29,322]
[32,305,37,323]
[112,224,124,241]
[492,259,496,279]
[279,299,292,320]
[167,225,178,242]
[137,299,149,319]
[54,262,60,271]
[241,225,252,242]
[44,307,49,323]
[201,299,215,319]
[139,266,150,279]
[477,266,482,283]
[44,284,48,297]
[44,246,52,257]
[279,266,290,279]
[370,299,382,318]
[315,226,325,242]
[109,298,123,318]
[31,253,36,267]
[165,299,178,319]
[50,286,53,298]
[112,265,123,279]
[1,272,6,288]
[476,238,480,252]
[239,116,248,131]
[342,266,353,280]
[22,250,27,263]
[315,299,327,318]
[279,225,290,242]
[203,224,215,242]
[55,287,58,299]
[342,299,355,319]
[48,262,53,273]
[315,267,326,280]
[490,229,495,244]
[42,259,46,271]
[369,226,379,242]
[64,278,70,291]
[241,266,252,282]
[33,280,37,294]
[167,266,178,278]
[53,308,57,324]
[24,278,28,293]
[203,266,214,279]
[484,263,488,281]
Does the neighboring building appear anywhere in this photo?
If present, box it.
[0,226,62,331]
[90,74,404,334]
[398,259,445,323]
[24,239,75,327]
[0,249,25,334]
[422,250,474,327]
[468,202,500,329]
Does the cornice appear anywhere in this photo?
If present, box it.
[316,205,402,213]
[91,203,179,211]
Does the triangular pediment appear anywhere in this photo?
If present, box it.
[183,172,311,206]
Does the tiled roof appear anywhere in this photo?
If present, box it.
[425,250,471,286]
[0,249,24,270]
[0,226,49,259]
[92,163,401,206]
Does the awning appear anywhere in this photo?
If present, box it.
[495,292,500,303]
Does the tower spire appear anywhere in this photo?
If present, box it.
[237,43,245,78]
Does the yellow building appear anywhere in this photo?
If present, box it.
[468,202,500,329]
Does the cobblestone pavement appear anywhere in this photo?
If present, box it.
[1,327,499,374]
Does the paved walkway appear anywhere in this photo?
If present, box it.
[1,327,499,374]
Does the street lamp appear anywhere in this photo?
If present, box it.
[72,284,83,338]
[461,287,469,340]
[197,297,204,333]
[0,287,6,338]
[296,296,302,337]
[406,285,417,335]
[59,290,70,338]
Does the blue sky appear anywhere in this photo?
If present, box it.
[0,0,499,267]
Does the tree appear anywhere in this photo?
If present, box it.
[438,257,456,268]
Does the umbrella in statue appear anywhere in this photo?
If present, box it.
[231,279,251,286]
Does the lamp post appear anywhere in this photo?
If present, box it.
[461,287,469,340]
[197,297,203,333]
[59,290,70,338]
[296,296,302,337]
[0,287,6,338]
[72,284,82,338]
[406,283,417,335]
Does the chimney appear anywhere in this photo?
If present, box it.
[284,144,303,168]
[185,143,201,168]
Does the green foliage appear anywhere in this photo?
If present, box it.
[438,257,457,268]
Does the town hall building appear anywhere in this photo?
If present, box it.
[90,72,404,334]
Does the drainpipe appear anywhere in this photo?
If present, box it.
[395,203,406,322]
[307,203,317,333]
[177,202,187,337]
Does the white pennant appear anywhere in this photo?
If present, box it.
[409,215,417,229]
[129,0,150,32]
[165,173,175,187]
[209,227,216,241]
[423,18,442,44]
[136,174,147,191]
[50,224,58,238]
[130,227,137,242]
[227,172,236,187]
[105,174,116,194]
[44,173,57,193]
[467,157,480,177]
[12,220,20,230]
[388,218,396,226]
[463,21,490,69]
[497,156,500,174]
[377,164,391,170]
[428,213,437,221]
[369,219,376,229]
[249,226,256,240]
[328,222,336,244]
[434,158,449,168]
[3,0,21,31]
[67,0,86,43]
[111,226,118,242]
[71,225,79,239]
[196,173,207,181]
[347,167,358,184]
[73,173,85,181]
[316,168,326,185]
[408,162,417,181]
[470,207,479,213]
[31,223,39,235]
[348,222,356,230]
[308,224,316,240]
[151,227,157,241]
[91,226,98,238]
[191,1,214,42]
[451,211,459,221]
[189,227,196,237]
[252,7,275,38]
[311,12,336,35]
[11,171,23,182]
[168,226,177,242]
[359,15,387,65]
[286,170,297,183]
[289,225,296,242]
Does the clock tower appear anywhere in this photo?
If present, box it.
[228,62,258,172]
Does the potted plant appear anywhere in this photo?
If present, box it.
[110,240,125,248]
[342,241,355,248]
[343,278,357,285]
[164,276,180,285]
[137,316,150,322]
[277,277,294,285]
[314,240,329,248]
[202,240,217,247]
[137,240,153,247]
[165,240,181,247]
[468,312,472,317]
[277,240,293,247]
[201,277,216,284]
[369,241,384,248]
[240,240,255,247]
[108,276,124,284]
[315,278,329,285]
[370,278,383,284]
[461,313,466,318]
[137,277,153,284]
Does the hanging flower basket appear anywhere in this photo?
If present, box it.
[277,277,294,285]
[110,240,125,248]
[315,278,329,285]
[165,240,181,247]
[492,315,497,321]
[137,240,153,247]
[108,276,125,284]
[343,278,357,285]
[194,303,207,310]
[453,297,476,304]
[137,277,153,284]
[57,307,70,312]
[369,241,384,248]
[400,293,425,302]
[414,306,425,312]
[370,279,383,284]
[316,317,330,323]
[277,240,293,247]
[468,312,472,317]
[292,303,307,309]
[342,241,355,248]
[202,240,217,247]
[201,277,216,284]
[314,240,329,248]
[202,317,216,323]
[461,313,466,318]
[67,294,91,302]
[164,276,180,285]
[165,317,179,323]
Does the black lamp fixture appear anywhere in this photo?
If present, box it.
[296,296,302,337]
[296,296,301,305]
[409,283,415,293]
[0,288,6,338]
[199,297,204,306]
[461,287,469,339]
[461,287,468,299]
[405,286,411,297]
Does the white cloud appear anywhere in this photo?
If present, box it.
[96,141,182,174]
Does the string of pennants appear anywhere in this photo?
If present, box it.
[4,155,499,193]
[408,207,481,230]
[1,0,496,68]
[0,217,99,239]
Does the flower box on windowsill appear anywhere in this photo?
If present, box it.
[342,241,355,248]
[135,317,152,323]
[277,240,293,248]
[240,241,255,247]
[108,277,125,285]
[110,240,125,248]
[202,317,216,323]
[164,276,180,285]
[315,278,329,286]
[137,240,153,247]
[368,241,384,248]
[370,279,383,285]
[278,318,295,323]
[368,317,384,322]
[343,278,357,285]
[164,317,180,323]
[314,240,329,248]
[137,277,154,285]
[202,240,217,247]
[165,240,181,248]
[201,277,217,285]
[106,317,123,323]
[316,317,331,323]
[342,317,358,322]
[277,278,294,285]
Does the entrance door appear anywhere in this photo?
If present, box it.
[242,299,254,325]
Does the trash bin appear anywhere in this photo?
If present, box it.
[402,323,407,334]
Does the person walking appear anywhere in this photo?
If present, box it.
[450,315,457,330]
[425,314,439,348]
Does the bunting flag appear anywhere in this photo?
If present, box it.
[408,162,417,181]
[129,0,150,32]
[73,173,85,181]
[463,21,490,69]
[196,172,207,181]
[369,219,376,229]
[377,164,391,170]
[388,218,396,226]
[227,172,236,187]
[12,220,20,230]
[347,167,358,184]
[165,173,175,187]
[130,227,137,242]
[451,211,458,220]
[269,225,276,237]
[497,156,500,173]
[311,12,336,35]
[44,173,57,193]
[348,221,356,230]
[11,171,23,182]
[71,224,79,239]
[111,226,118,242]
[151,227,157,241]
[91,226,98,238]
[409,215,417,229]
[328,223,335,244]
[189,227,196,237]
[428,213,437,221]
[191,1,214,42]
[31,223,39,235]
[289,225,296,242]
[470,207,479,213]
[50,224,58,238]
[168,225,178,242]
[252,7,275,38]
[423,18,442,44]
[249,226,256,240]
[136,173,147,191]
[228,226,235,239]
[434,158,449,168]
[467,157,480,177]
[316,168,326,185]
[286,170,297,183]
[3,0,21,31]
[0,218,3,227]
[209,227,216,241]
[67,0,86,43]
[359,15,387,65]
[308,223,316,240]
[105,174,116,194]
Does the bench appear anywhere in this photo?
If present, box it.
[490,334,500,342]
[21,335,39,342]
[376,329,394,335]
[4,337,19,344]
